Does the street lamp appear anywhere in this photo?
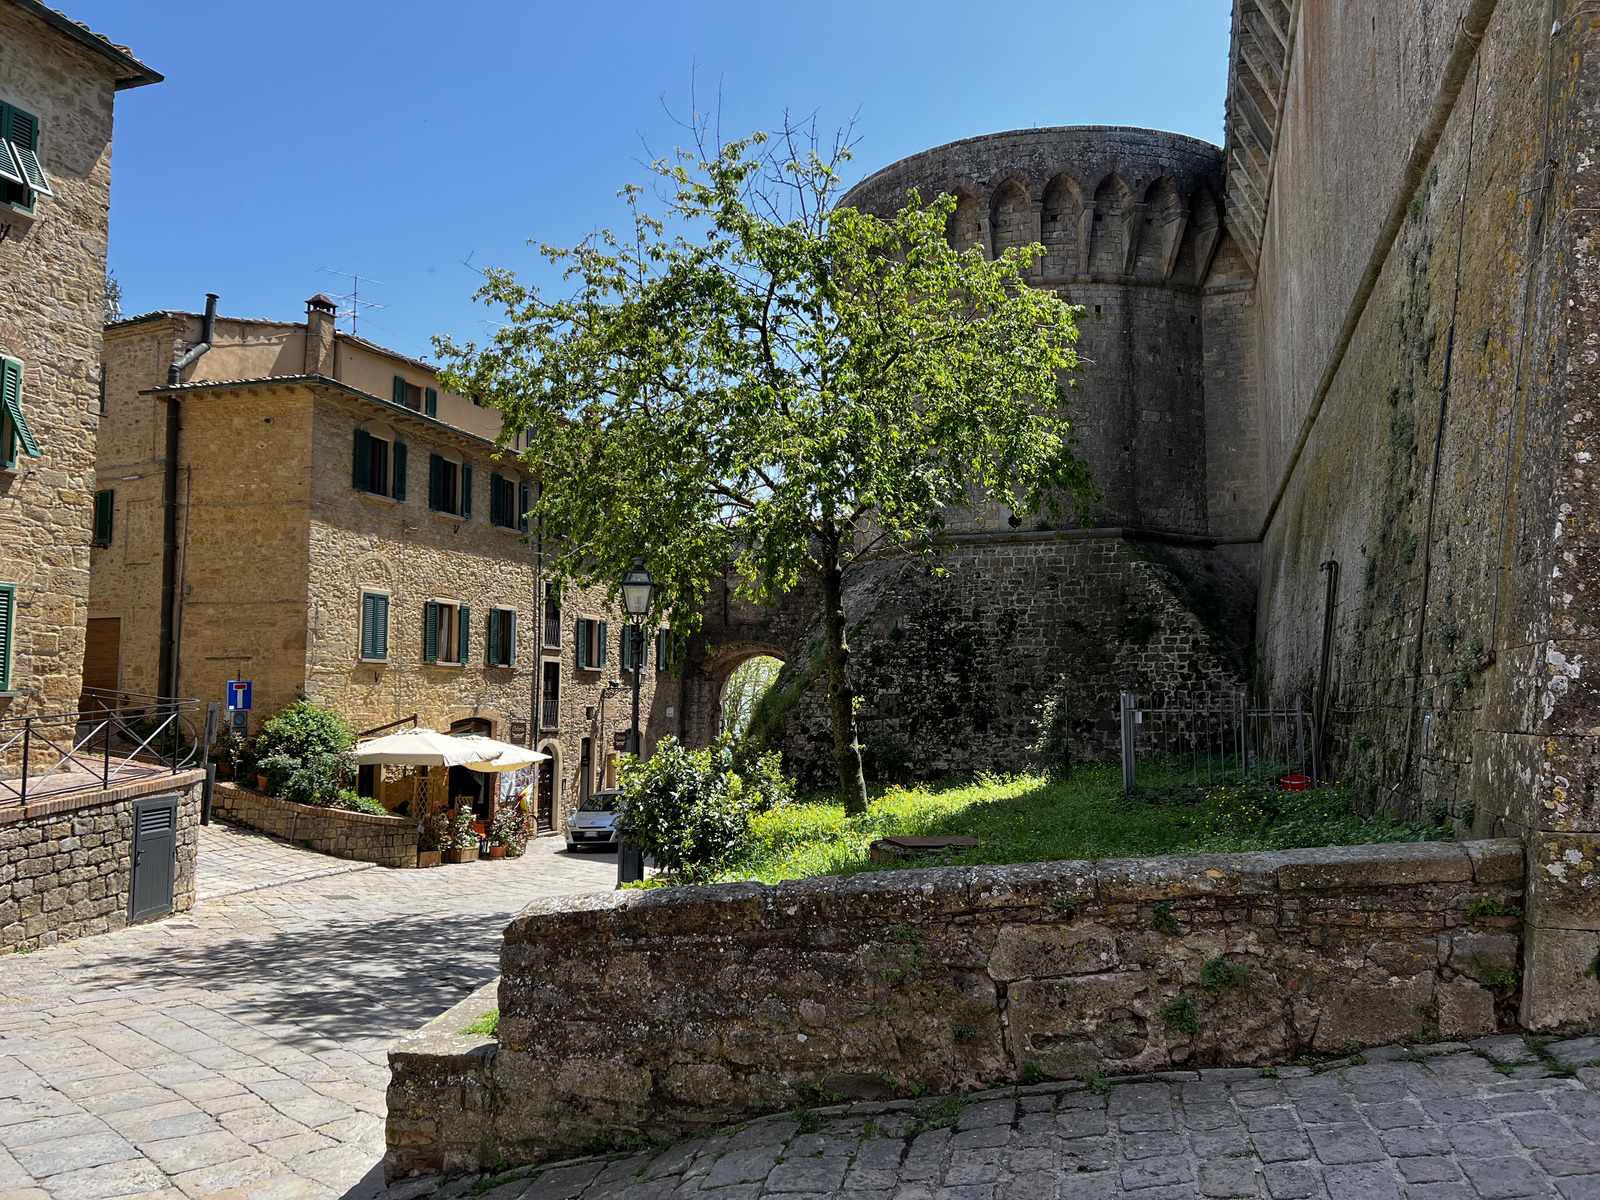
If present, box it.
[619,558,655,756]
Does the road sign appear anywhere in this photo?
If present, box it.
[226,681,252,711]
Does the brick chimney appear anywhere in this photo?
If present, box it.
[304,294,337,376]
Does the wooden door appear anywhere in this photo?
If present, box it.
[81,617,120,711]
[537,766,553,831]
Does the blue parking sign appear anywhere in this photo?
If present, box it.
[226,680,252,711]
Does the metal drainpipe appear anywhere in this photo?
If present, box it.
[158,295,216,700]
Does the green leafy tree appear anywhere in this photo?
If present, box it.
[437,120,1093,813]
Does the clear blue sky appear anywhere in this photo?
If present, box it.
[73,0,1231,362]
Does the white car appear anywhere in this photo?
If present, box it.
[565,790,623,851]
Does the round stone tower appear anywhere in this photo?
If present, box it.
[843,126,1233,538]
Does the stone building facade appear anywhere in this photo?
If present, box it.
[94,301,677,826]
[0,2,159,723]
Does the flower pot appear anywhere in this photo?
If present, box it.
[416,850,442,869]
[444,846,479,864]
[216,763,232,780]
[1281,775,1312,791]
[488,845,507,860]
[256,775,269,792]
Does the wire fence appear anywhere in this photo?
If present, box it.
[1118,691,1319,793]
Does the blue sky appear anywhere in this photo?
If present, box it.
[74,0,1231,361]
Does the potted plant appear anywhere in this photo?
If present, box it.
[488,806,521,860]
[444,808,479,864]
[416,808,445,868]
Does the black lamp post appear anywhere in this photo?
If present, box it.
[619,558,655,756]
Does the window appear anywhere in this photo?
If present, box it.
[428,454,471,517]
[655,629,676,675]
[93,489,113,547]
[423,600,470,664]
[619,625,648,672]
[1,356,39,468]
[543,586,561,648]
[360,592,390,661]
[392,375,424,412]
[0,583,11,691]
[489,475,528,531]
[574,616,607,671]
[425,387,437,418]
[353,429,407,499]
[487,608,517,666]
[541,661,560,728]
[0,103,50,209]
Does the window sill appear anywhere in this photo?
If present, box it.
[428,507,467,521]
[425,660,465,668]
[492,522,527,534]
[359,491,400,505]
[358,657,389,665]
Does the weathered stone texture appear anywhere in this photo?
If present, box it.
[210,781,418,868]
[0,771,202,952]
[384,838,1524,1177]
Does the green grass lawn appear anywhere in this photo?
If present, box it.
[710,760,1443,886]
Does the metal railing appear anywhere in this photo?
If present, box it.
[1118,691,1319,793]
[0,690,205,808]
[544,613,561,648]
[540,693,560,729]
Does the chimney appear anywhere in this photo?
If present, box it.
[305,294,337,376]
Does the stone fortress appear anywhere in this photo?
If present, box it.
[678,0,1600,1029]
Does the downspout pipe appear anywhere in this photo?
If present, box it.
[158,294,216,701]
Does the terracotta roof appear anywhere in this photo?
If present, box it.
[8,0,163,88]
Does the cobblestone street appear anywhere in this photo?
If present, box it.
[0,822,617,1200]
[425,1040,1600,1200]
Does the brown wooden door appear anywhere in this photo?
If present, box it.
[81,617,120,711]
[537,766,553,831]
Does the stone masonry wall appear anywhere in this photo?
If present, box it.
[0,771,204,952]
[767,535,1254,786]
[211,781,417,868]
[384,838,1525,1178]
[0,6,128,721]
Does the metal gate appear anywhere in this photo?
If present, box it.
[130,793,178,921]
[1118,692,1319,793]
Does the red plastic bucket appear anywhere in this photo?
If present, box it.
[1281,774,1311,791]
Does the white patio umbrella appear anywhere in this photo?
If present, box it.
[453,736,549,773]
[352,727,488,767]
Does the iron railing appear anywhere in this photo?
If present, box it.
[0,690,205,808]
[1118,691,1319,793]
[541,692,560,730]
[544,612,561,648]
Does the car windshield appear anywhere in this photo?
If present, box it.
[579,792,620,813]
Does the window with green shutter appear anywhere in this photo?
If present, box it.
[352,428,371,492]
[93,489,113,547]
[360,592,389,661]
[392,375,408,406]
[489,472,504,527]
[1,357,39,468]
[0,102,49,207]
[392,442,407,500]
[596,620,608,669]
[461,464,473,519]
[457,605,471,662]
[575,617,589,670]
[423,600,440,663]
[0,584,12,692]
[518,482,530,533]
[503,610,516,666]
[487,608,502,667]
[425,387,437,418]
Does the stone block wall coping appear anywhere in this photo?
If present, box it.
[211,782,413,827]
[0,768,208,827]
[502,840,1523,940]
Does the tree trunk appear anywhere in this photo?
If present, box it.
[819,528,869,815]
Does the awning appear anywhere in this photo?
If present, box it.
[352,727,488,767]
[453,735,549,773]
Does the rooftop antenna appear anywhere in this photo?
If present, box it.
[317,268,387,335]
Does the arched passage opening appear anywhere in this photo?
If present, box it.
[720,655,784,740]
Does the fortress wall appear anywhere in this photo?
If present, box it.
[1201,234,1262,542]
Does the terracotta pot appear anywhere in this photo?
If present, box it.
[416,850,442,869]
[256,775,269,791]
[216,763,232,780]
[444,846,479,864]
[488,845,507,860]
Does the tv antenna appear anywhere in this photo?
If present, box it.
[318,268,387,335]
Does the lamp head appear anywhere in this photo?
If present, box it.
[620,557,655,621]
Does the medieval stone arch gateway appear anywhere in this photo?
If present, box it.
[677,127,1262,786]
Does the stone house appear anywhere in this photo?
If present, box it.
[93,297,678,828]
[0,0,160,720]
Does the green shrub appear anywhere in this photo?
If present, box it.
[618,736,791,878]
[450,808,477,851]
[490,805,531,853]
[242,700,356,807]
[337,791,388,816]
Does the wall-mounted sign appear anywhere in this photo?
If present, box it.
[509,719,528,745]
[613,731,629,751]
[226,681,252,711]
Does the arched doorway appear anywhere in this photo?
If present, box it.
[536,741,559,831]
[719,655,784,740]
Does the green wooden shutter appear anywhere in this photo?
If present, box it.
[423,601,440,662]
[597,620,608,668]
[489,473,504,526]
[575,618,588,670]
[93,489,113,546]
[505,610,516,666]
[374,594,389,659]
[352,428,371,491]
[461,464,473,518]
[1,358,38,459]
[487,608,501,666]
[0,584,12,691]
[518,482,530,533]
[428,454,444,509]
[392,442,407,500]
[457,605,471,662]
[425,387,438,418]
[641,627,650,672]
[360,594,377,659]
[393,375,407,406]
[5,108,48,197]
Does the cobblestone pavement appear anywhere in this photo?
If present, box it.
[0,822,617,1200]
[426,1038,1600,1200]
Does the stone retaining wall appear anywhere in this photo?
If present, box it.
[384,838,1526,1180]
[0,770,206,951]
[211,782,417,868]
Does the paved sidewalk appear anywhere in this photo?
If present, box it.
[196,821,376,900]
[426,1038,1600,1200]
[0,825,617,1200]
